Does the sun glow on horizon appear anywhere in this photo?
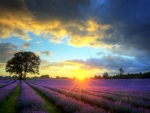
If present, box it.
[77,75,84,81]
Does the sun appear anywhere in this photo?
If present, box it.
[78,76,84,81]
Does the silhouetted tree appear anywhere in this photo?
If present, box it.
[103,72,109,79]
[5,52,40,80]
[119,68,124,78]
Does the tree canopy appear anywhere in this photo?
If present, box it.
[5,52,40,80]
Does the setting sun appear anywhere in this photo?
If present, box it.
[78,76,84,81]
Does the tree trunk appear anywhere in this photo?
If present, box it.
[23,74,26,80]
[19,63,23,80]
[19,73,23,80]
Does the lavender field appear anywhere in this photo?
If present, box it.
[0,79,150,113]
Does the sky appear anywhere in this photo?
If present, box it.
[0,0,150,78]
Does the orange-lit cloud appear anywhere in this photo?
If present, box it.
[0,0,32,41]
[0,0,111,48]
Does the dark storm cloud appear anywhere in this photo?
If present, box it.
[91,0,150,74]
[24,0,91,22]
[23,0,150,52]
[0,0,25,11]
[95,0,150,52]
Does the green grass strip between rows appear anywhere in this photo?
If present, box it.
[32,87,61,113]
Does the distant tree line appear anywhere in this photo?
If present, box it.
[93,68,150,79]
[56,76,69,79]
[110,71,150,79]
[93,72,109,79]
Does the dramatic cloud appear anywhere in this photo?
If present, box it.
[0,0,32,41]
[40,54,150,75]
[0,0,111,47]
[69,55,150,75]
[96,0,150,52]
[1,0,150,50]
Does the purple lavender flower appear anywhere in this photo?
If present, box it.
[0,81,19,105]
[27,81,106,113]
[18,81,47,113]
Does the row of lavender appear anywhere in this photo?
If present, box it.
[31,79,150,100]
[1,79,150,113]
[0,79,13,83]
[30,81,150,113]
[29,79,150,113]
[26,81,106,113]
[64,86,150,100]
[0,80,48,113]
[18,81,48,113]
[0,81,19,106]
[61,86,150,108]
[45,86,150,112]
[30,79,150,102]
[31,79,150,97]
[0,79,16,88]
